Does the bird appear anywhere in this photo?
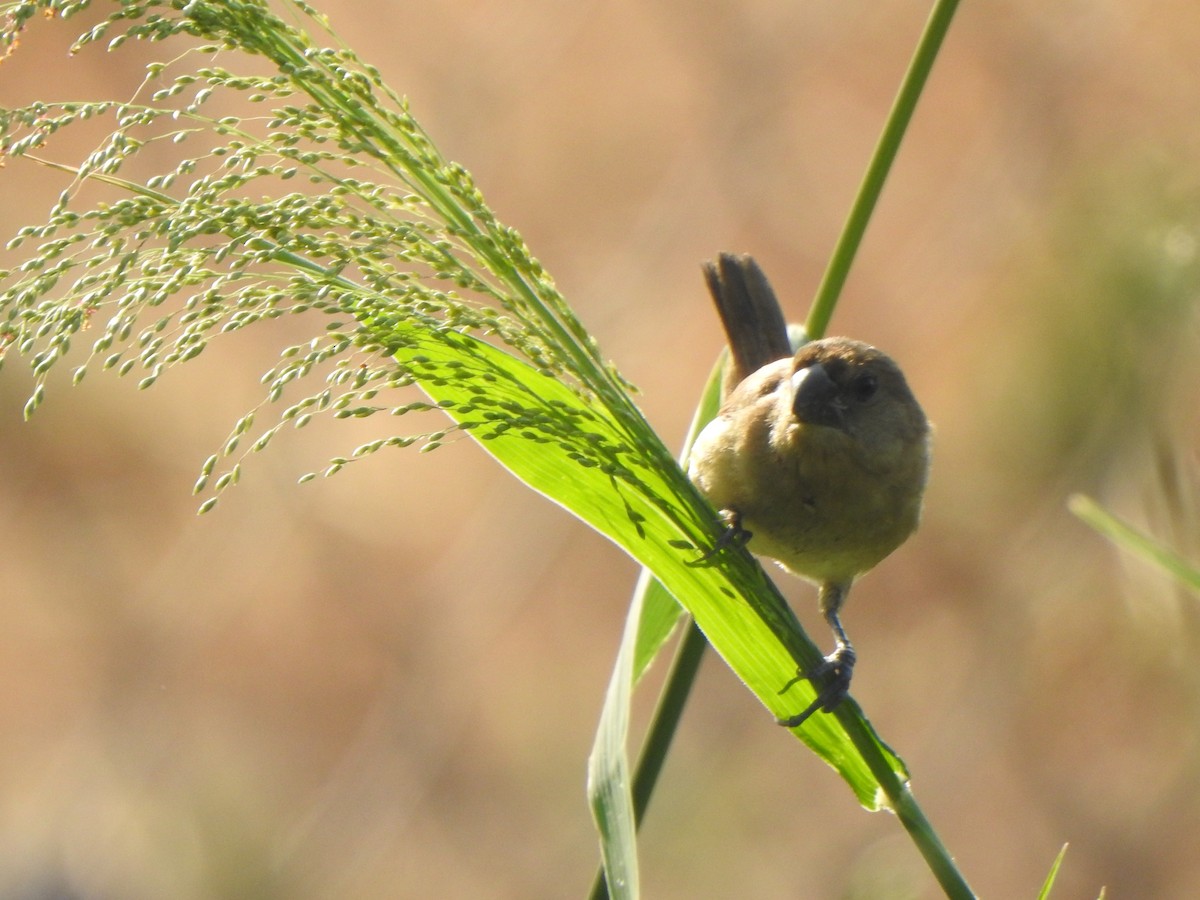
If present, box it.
[687,253,931,727]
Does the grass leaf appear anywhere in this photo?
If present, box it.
[1069,495,1200,595]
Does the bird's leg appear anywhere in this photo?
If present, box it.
[776,581,856,728]
[813,582,856,707]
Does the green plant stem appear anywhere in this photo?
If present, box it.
[588,619,709,900]
[805,0,961,340]
[832,706,975,898]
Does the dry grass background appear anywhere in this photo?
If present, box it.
[2,1,1200,897]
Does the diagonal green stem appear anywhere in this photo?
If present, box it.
[806,0,962,340]
[831,704,975,898]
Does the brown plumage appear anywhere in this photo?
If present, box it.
[688,254,931,726]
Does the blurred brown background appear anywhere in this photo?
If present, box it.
[3,1,1200,897]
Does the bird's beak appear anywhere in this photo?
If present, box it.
[791,362,845,427]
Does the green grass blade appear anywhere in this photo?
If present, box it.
[1037,844,1070,899]
[589,617,708,900]
[586,571,644,900]
[1070,495,1200,594]
[586,356,724,898]
[386,322,904,805]
[631,576,685,683]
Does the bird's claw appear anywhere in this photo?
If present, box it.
[775,645,856,728]
[694,510,752,564]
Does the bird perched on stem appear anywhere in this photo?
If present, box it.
[687,253,930,728]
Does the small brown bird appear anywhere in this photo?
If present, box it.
[687,254,930,727]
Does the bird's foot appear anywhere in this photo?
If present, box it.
[775,644,856,728]
[693,509,751,564]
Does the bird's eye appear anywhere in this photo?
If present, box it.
[850,372,878,402]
